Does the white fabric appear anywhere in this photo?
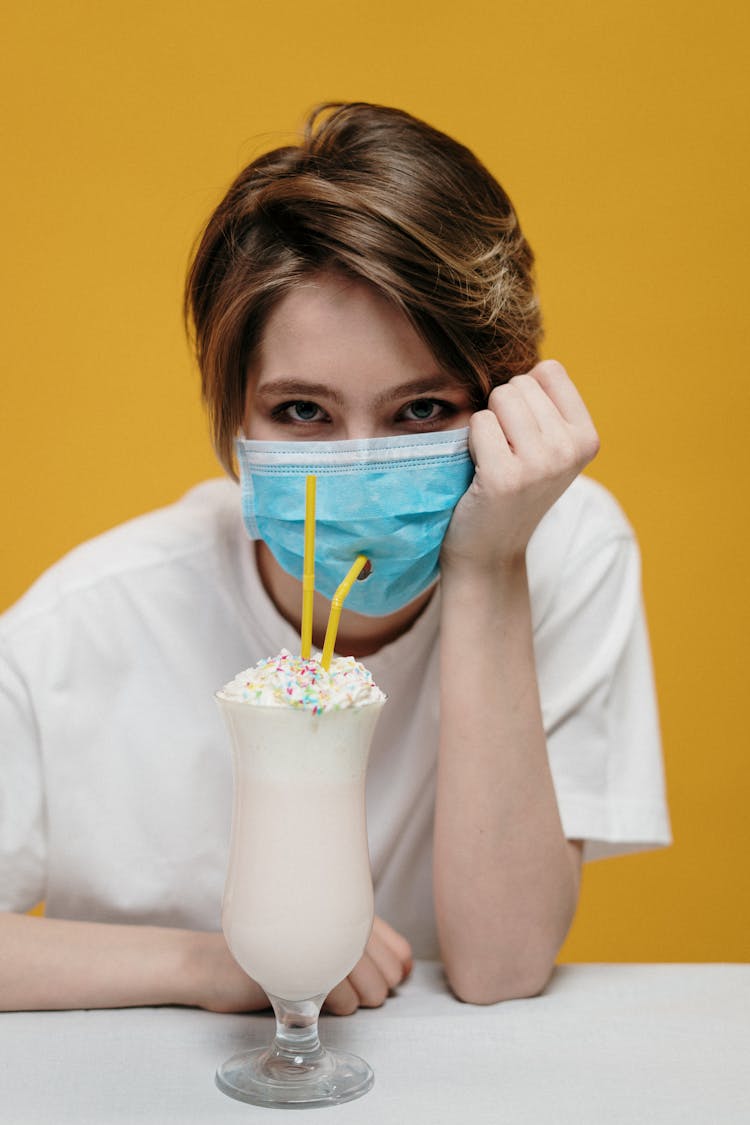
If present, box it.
[1,964,747,1124]
[0,476,670,956]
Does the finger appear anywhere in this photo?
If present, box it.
[529,360,594,429]
[345,953,390,1008]
[366,928,410,990]
[323,976,360,1016]
[486,382,545,456]
[507,373,567,432]
[468,408,511,471]
[371,916,413,973]
[507,373,585,467]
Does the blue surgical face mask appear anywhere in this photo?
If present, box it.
[236,428,474,617]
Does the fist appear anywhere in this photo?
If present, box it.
[442,360,600,571]
[323,916,413,1015]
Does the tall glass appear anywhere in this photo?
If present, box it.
[214,694,384,1108]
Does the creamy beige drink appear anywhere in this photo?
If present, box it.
[216,650,385,1002]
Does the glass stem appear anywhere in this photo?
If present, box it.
[267,993,327,1065]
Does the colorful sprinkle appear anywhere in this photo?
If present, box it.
[218,649,385,712]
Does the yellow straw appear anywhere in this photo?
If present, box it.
[320,555,370,671]
[300,475,316,660]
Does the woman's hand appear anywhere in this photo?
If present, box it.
[188,930,271,1013]
[190,916,412,1016]
[441,360,600,573]
[323,916,413,1015]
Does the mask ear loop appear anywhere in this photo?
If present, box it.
[320,556,370,670]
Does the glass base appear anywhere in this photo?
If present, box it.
[215,1044,374,1109]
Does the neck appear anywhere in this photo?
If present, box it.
[255,542,432,658]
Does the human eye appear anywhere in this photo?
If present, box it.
[398,398,458,425]
[269,400,330,425]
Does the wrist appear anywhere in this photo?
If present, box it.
[440,550,528,600]
[181,929,269,1013]
[163,927,206,1008]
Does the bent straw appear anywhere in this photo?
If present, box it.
[300,475,316,660]
[320,555,370,671]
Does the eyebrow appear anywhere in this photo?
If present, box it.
[253,374,465,408]
[253,379,346,406]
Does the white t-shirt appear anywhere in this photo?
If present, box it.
[0,476,670,958]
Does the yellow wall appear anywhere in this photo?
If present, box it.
[3,2,748,961]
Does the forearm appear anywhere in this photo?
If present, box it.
[434,560,580,1004]
[0,912,265,1012]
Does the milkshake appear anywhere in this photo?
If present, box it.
[214,649,386,1107]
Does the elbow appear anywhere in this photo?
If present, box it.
[445,955,554,1006]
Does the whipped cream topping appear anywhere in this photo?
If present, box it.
[218,649,386,713]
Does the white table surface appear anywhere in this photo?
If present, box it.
[1,962,748,1124]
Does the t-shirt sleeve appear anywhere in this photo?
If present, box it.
[533,528,671,862]
[0,637,47,910]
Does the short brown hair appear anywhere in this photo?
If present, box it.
[185,102,542,476]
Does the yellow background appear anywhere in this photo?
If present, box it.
[3,2,748,960]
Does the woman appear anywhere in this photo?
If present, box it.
[0,103,670,1012]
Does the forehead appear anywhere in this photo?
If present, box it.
[254,272,443,383]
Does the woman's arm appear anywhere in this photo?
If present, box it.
[434,361,599,1004]
[0,912,266,1012]
[0,912,411,1013]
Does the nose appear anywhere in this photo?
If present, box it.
[338,415,384,442]
[338,411,410,442]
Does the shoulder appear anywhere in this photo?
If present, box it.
[527,475,639,623]
[1,479,241,637]
[532,474,635,560]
